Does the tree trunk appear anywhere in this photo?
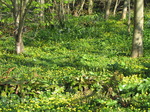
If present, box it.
[78,0,85,16]
[88,0,93,15]
[66,1,70,14]
[127,0,131,33]
[73,0,85,16]
[11,0,33,54]
[12,0,24,54]
[105,0,112,20]
[15,31,24,54]
[38,0,45,23]
[57,0,65,27]
[122,0,128,19]
[0,4,2,21]
[131,0,144,58]
[113,0,120,16]
[0,0,22,54]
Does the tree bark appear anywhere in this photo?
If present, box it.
[131,0,144,58]
[0,3,2,21]
[127,0,131,33]
[122,0,128,19]
[88,0,93,15]
[38,0,45,23]
[73,0,85,16]
[12,0,33,54]
[57,0,65,26]
[113,0,120,16]
[66,1,70,14]
[78,0,86,16]
[0,0,33,54]
[105,0,112,20]
[12,0,24,54]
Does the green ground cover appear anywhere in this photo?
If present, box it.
[0,14,150,111]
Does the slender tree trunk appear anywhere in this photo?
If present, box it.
[78,0,85,15]
[15,29,24,54]
[73,1,80,16]
[38,0,45,23]
[58,0,65,26]
[105,0,112,20]
[131,0,144,58]
[67,1,70,14]
[0,0,32,54]
[13,0,32,54]
[113,0,120,16]
[72,0,75,9]
[12,0,24,54]
[122,0,128,19]
[73,0,85,16]
[0,4,2,21]
[127,0,131,33]
[88,0,93,15]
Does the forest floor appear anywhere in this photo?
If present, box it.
[0,13,150,111]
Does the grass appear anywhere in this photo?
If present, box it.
[0,14,150,111]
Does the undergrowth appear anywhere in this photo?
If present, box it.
[0,14,150,111]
